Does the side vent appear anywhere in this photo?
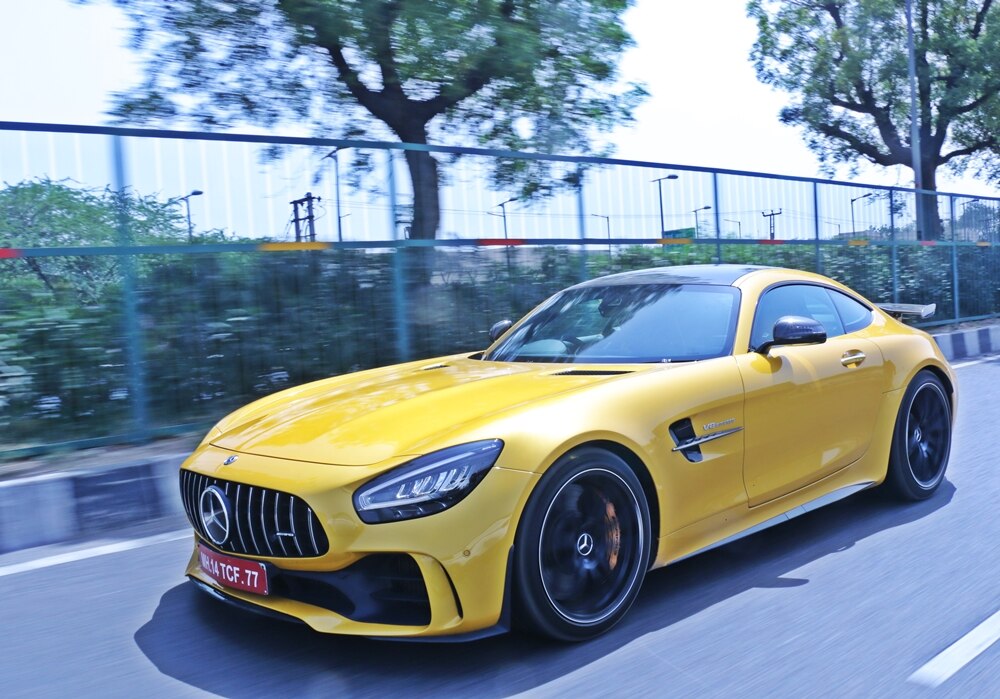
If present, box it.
[550,369,632,376]
[420,363,448,371]
[669,418,703,463]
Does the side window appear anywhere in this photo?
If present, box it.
[827,289,873,334]
[750,284,846,350]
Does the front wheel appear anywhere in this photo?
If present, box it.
[513,448,651,641]
[884,370,952,500]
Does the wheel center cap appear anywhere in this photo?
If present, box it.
[576,532,595,557]
[914,426,923,443]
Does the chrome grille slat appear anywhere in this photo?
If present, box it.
[306,507,319,556]
[259,488,274,556]
[247,487,260,555]
[178,470,327,558]
[233,484,247,554]
[274,492,288,556]
[288,496,303,556]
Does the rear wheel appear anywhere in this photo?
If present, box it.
[513,448,650,641]
[884,371,952,500]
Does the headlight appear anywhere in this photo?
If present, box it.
[353,440,504,524]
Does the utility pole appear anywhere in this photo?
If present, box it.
[762,209,783,240]
[290,192,321,242]
[323,149,345,242]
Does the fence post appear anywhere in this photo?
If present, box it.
[950,195,960,321]
[576,166,588,281]
[813,182,821,273]
[712,172,722,263]
[388,150,411,362]
[111,135,149,442]
[889,190,898,303]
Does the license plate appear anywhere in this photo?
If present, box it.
[198,543,269,596]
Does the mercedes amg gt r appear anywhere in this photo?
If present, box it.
[179,264,955,641]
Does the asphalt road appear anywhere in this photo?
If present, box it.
[2,358,999,698]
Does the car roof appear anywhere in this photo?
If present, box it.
[574,264,772,288]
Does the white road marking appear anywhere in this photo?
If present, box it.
[908,608,1000,687]
[0,530,190,578]
[951,354,1000,369]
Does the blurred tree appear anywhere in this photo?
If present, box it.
[0,178,185,302]
[748,0,1000,239]
[100,0,646,240]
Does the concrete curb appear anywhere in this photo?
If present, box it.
[0,453,187,554]
[931,325,1000,362]
[1,323,996,555]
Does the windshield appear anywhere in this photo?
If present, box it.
[485,283,741,363]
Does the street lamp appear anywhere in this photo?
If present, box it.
[692,205,712,236]
[959,197,981,214]
[850,192,873,234]
[651,174,679,235]
[592,213,611,254]
[176,189,203,244]
[723,218,742,238]
[495,197,518,239]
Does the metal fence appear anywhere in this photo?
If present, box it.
[1,122,999,458]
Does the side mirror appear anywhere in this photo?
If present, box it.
[757,315,826,354]
[489,319,513,343]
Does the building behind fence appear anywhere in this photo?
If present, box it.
[1,122,998,458]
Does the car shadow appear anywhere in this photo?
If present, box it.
[134,483,954,698]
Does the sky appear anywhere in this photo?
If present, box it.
[0,0,995,197]
[0,0,996,241]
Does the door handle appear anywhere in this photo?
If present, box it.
[841,350,866,367]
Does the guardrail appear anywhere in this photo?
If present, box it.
[1,122,998,458]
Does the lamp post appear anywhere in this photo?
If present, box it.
[850,192,873,234]
[323,148,346,242]
[592,213,611,255]
[692,205,711,236]
[723,218,742,238]
[177,189,203,244]
[495,197,518,240]
[651,174,679,235]
[906,0,923,236]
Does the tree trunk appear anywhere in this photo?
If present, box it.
[402,149,441,240]
[390,123,441,290]
[916,163,943,241]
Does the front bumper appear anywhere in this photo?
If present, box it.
[181,445,537,638]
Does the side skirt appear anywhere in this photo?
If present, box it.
[669,481,875,565]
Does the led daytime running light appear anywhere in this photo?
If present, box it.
[354,440,503,524]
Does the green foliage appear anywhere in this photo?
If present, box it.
[2,241,996,453]
[0,178,186,302]
[100,0,646,238]
[747,1,1000,190]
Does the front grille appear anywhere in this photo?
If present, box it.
[180,469,329,558]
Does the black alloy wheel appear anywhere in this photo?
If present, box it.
[513,447,651,641]
[885,371,952,500]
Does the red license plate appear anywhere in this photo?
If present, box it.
[198,544,269,596]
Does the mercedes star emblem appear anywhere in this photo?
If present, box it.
[199,485,231,546]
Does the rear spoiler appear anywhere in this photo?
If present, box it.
[877,302,936,321]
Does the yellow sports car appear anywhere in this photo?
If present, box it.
[179,264,955,641]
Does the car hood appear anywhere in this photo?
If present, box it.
[211,357,647,465]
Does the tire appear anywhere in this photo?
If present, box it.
[513,447,651,641]
[884,370,952,500]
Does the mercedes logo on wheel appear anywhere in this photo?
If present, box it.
[576,532,595,557]
[199,485,231,546]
